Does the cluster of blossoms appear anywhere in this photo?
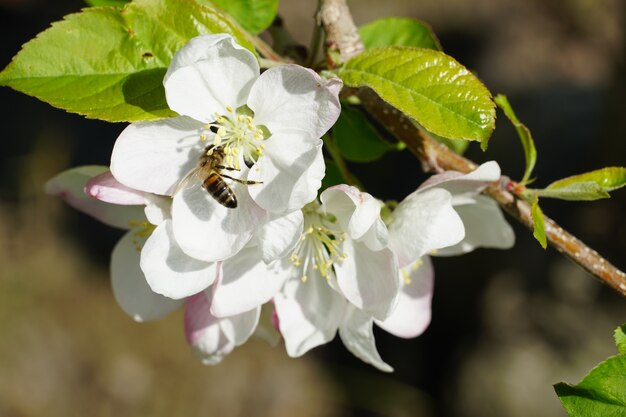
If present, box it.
[46,34,514,371]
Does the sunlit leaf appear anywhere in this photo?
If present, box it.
[200,0,278,34]
[0,0,253,122]
[536,182,610,201]
[547,167,626,193]
[85,0,129,6]
[333,105,390,162]
[339,47,495,148]
[530,199,547,249]
[359,17,441,50]
[495,94,537,184]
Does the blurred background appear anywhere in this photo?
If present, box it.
[0,0,625,416]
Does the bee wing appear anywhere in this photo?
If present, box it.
[173,166,201,195]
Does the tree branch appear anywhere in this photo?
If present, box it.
[319,0,626,297]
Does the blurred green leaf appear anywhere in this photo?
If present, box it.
[429,132,470,154]
[536,182,610,201]
[530,199,547,249]
[495,94,537,184]
[333,105,390,162]
[339,47,495,149]
[555,355,626,416]
[0,0,253,122]
[615,324,626,354]
[321,160,344,191]
[359,17,441,50]
[547,167,626,193]
[201,0,277,34]
[85,0,129,6]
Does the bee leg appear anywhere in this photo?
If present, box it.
[216,165,240,172]
[221,174,263,185]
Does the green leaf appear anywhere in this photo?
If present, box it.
[614,325,626,354]
[339,47,495,148]
[333,105,390,162]
[494,94,537,184]
[321,160,344,191]
[536,182,610,201]
[202,0,278,35]
[547,167,626,193]
[85,0,129,6]
[359,17,441,51]
[0,0,253,123]
[555,355,626,417]
[530,199,547,249]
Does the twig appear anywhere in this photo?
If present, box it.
[319,0,626,297]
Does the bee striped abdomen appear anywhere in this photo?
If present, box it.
[203,173,237,208]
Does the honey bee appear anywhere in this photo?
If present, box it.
[176,145,261,209]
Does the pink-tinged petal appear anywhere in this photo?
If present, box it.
[110,116,205,196]
[321,185,385,242]
[210,248,291,317]
[140,220,218,299]
[248,65,342,138]
[247,134,323,213]
[45,166,145,229]
[164,34,259,123]
[437,195,515,256]
[339,306,393,372]
[389,188,465,267]
[334,240,399,321]
[171,181,265,262]
[86,171,146,205]
[418,161,501,204]
[111,231,183,322]
[184,291,260,365]
[257,210,304,263]
[376,257,434,338]
[274,269,346,357]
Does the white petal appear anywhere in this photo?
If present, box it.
[217,305,261,346]
[111,231,183,322]
[257,210,304,263]
[419,161,501,205]
[359,219,389,251]
[334,240,399,321]
[274,270,346,357]
[436,195,515,256]
[164,34,259,123]
[143,194,171,225]
[45,166,144,229]
[389,188,465,267]
[248,65,342,138]
[171,182,265,262]
[211,249,291,317]
[111,116,205,195]
[321,185,387,245]
[86,171,146,205]
[247,134,323,212]
[376,257,434,338]
[339,306,393,372]
[140,220,217,299]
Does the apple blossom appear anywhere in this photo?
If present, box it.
[110,34,342,264]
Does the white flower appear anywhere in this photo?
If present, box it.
[110,34,342,263]
[273,185,399,372]
[379,161,515,338]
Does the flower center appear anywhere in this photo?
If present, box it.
[289,203,347,282]
[200,105,269,170]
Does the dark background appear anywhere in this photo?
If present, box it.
[1,0,625,416]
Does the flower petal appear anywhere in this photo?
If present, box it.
[247,65,342,138]
[418,161,501,205]
[257,210,304,263]
[164,34,259,123]
[334,240,399,321]
[211,249,291,317]
[274,270,346,357]
[111,231,183,322]
[45,166,145,229]
[321,185,386,243]
[111,116,205,195]
[339,306,393,372]
[389,188,465,267]
[85,171,147,205]
[376,257,434,338]
[171,182,265,262]
[140,220,217,299]
[247,134,323,212]
[436,195,515,256]
[143,194,171,225]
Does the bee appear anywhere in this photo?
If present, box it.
[176,145,261,209]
